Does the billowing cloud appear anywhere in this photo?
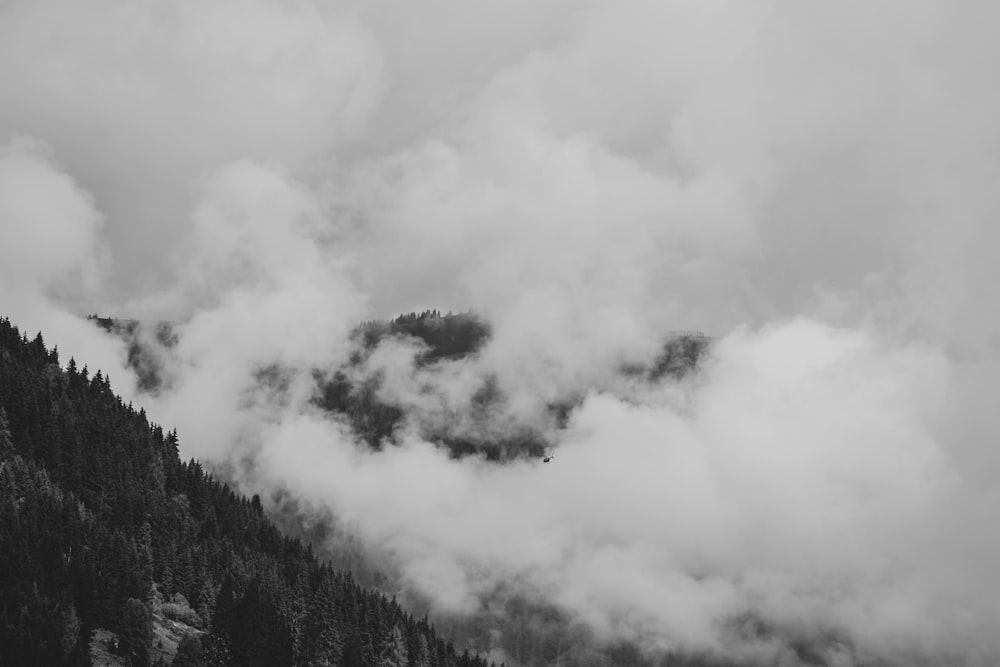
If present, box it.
[0,136,130,388]
[246,320,985,664]
[0,136,105,296]
[1,0,999,664]
[0,0,382,295]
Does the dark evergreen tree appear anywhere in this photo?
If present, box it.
[230,578,294,667]
[172,633,205,667]
[0,407,12,460]
[119,598,153,667]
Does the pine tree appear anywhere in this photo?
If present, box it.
[231,578,293,667]
[378,624,408,667]
[120,597,153,667]
[173,633,205,667]
[0,407,13,460]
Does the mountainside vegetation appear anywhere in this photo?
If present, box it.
[0,316,497,667]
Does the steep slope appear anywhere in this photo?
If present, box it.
[0,316,496,667]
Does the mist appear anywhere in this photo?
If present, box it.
[2,1,999,664]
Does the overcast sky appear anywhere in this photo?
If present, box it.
[2,1,999,665]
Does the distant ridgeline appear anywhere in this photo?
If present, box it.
[314,312,711,460]
[314,311,553,460]
[351,310,492,364]
[623,331,712,382]
[0,316,498,667]
[86,311,711,462]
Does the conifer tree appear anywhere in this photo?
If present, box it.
[0,407,13,460]
[173,633,205,667]
[120,597,153,667]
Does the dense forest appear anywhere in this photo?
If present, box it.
[0,316,498,667]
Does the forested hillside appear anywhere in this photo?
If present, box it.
[0,316,496,667]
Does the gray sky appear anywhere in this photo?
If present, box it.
[2,1,999,664]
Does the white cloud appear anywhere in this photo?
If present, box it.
[0,136,105,295]
[2,0,999,663]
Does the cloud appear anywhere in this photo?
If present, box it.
[245,319,985,664]
[0,136,131,390]
[136,159,367,460]
[0,136,105,295]
[2,0,1000,664]
[0,0,382,295]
